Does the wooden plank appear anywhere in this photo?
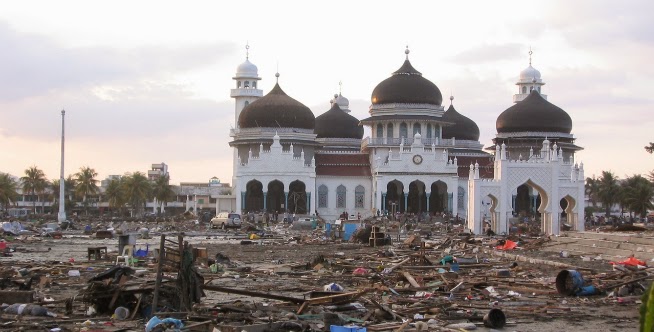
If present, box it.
[402,272,421,288]
[202,284,305,304]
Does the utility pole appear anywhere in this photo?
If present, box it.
[57,109,66,223]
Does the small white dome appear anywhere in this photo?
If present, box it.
[519,65,541,81]
[334,93,349,110]
[235,59,258,78]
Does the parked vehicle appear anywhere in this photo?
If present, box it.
[211,212,242,229]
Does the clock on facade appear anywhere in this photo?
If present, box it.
[412,154,423,165]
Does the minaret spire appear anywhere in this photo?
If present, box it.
[245,42,250,60]
[405,45,410,60]
[528,46,533,66]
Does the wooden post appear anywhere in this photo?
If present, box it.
[151,234,166,317]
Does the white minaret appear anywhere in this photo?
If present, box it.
[57,109,66,223]
[513,47,547,103]
[230,43,263,125]
[230,44,262,192]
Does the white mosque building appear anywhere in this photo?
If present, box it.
[227,47,585,235]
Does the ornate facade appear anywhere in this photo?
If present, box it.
[227,46,585,235]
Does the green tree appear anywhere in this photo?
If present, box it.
[646,142,654,154]
[597,171,621,218]
[74,166,99,215]
[585,176,599,207]
[20,166,48,214]
[0,173,19,212]
[105,177,126,215]
[152,174,175,215]
[122,172,151,217]
[622,175,654,219]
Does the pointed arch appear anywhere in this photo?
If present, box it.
[336,185,347,209]
[318,184,328,208]
[355,185,365,208]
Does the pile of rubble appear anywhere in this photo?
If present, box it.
[0,218,650,331]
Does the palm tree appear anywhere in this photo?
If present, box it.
[105,177,126,216]
[122,172,151,217]
[152,174,175,215]
[621,175,654,218]
[0,173,19,213]
[21,166,48,214]
[597,171,621,218]
[74,166,99,215]
[585,176,599,207]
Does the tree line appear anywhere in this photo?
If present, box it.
[585,170,654,219]
[0,166,175,217]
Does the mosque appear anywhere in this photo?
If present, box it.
[227,46,585,235]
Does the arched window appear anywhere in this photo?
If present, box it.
[318,185,328,208]
[376,124,384,138]
[399,123,408,139]
[413,123,421,135]
[252,81,257,89]
[336,185,346,209]
[387,123,394,138]
[537,86,541,93]
[529,86,533,92]
[237,81,241,88]
[522,86,526,94]
[244,81,250,88]
[435,125,441,138]
[355,185,365,208]
[426,124,433,139]
[244,101,249,107]
[457,186,465,209]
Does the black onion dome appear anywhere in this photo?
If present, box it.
[238,83,315,129]
[496,90,572,133]
[371,60,443,105]
[314,103,363,139]
[442,104,480,141]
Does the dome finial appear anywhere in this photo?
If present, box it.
[528,46,533,66]
[405,45,410,60]
[245,42,250,60]
[339,80,343,94]
[275,61,280,83]
[449,95,454,105]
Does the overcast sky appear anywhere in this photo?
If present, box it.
[1,0,652,185]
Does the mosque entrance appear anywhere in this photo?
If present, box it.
[429,181,448,214]
[288,180,307,214]
[561,195,577,230]
[267,180,284,213]
[407,180,427,213]
[514,184,542,219]
[386,180,405,215]
[245,180,264,212]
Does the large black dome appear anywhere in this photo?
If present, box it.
[496,90,572,133]
[442,104,480,141]
[238,83,315,129]
[371,60,443,105]
[314,103,363,139]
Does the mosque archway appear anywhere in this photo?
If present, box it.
[245,180,264,212]
[288,180,307,214]
[429,181,448,214]
[514,183,543,219]
[407,180,427,213]
[560,195,578,230]
[267,180,284,213]
[386,180,405,215]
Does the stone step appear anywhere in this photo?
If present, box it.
[560,231,654,246]
[552,237,654,252]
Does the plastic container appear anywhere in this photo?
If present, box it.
[483,308,506,328]
[114,306,130,320]
[555,269,584,296]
